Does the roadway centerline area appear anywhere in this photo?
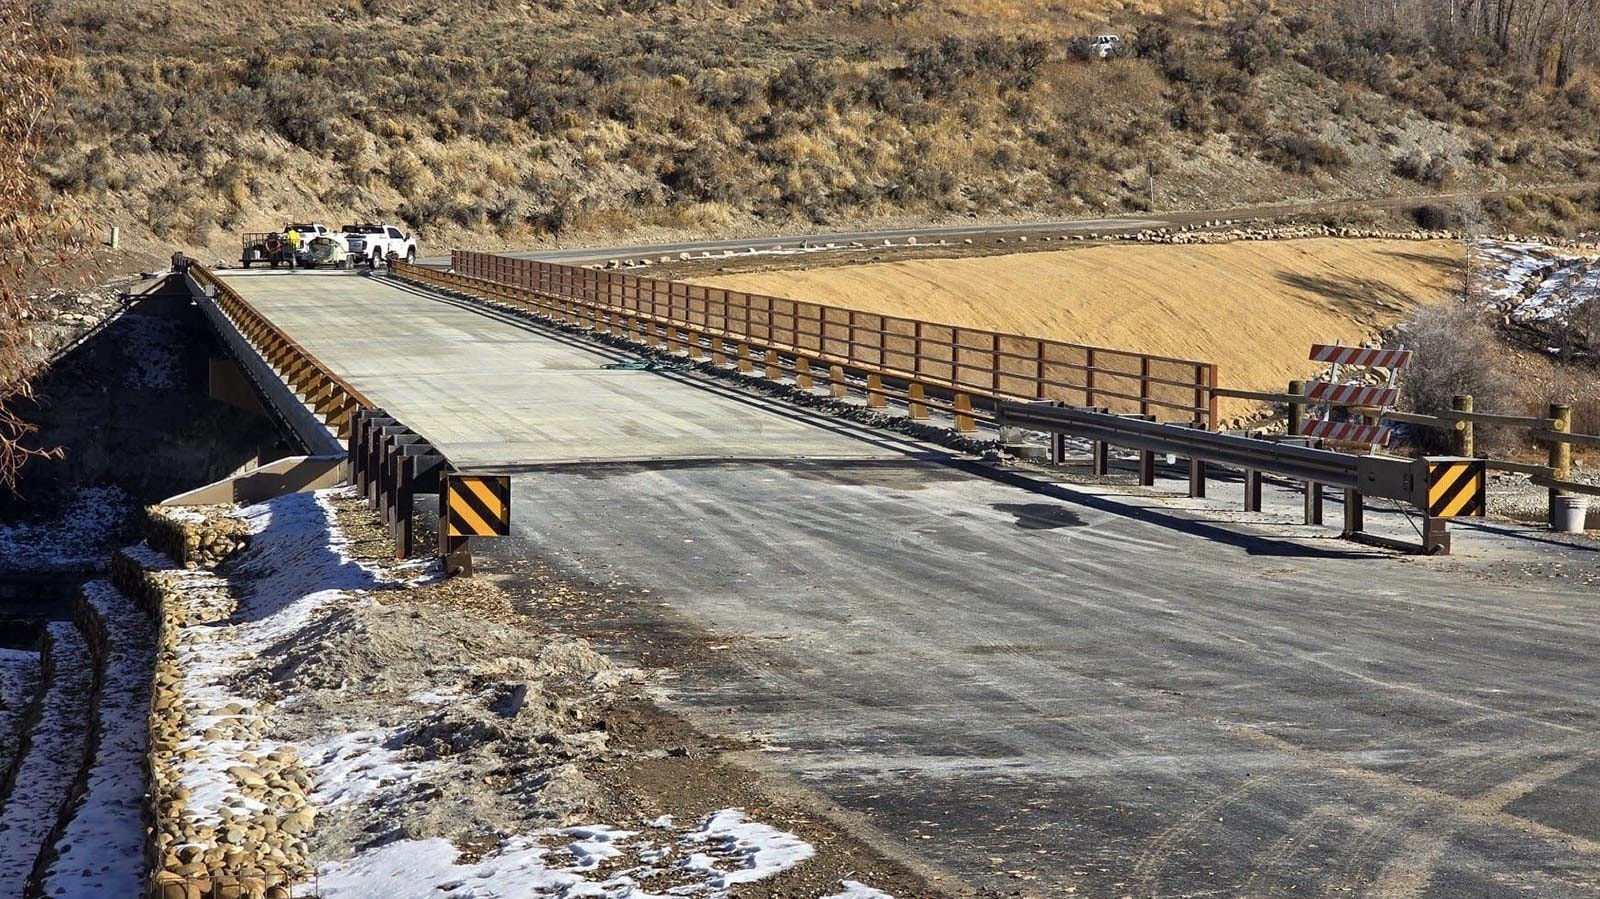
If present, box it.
[214,270,914,468]
[493,459,1600,898]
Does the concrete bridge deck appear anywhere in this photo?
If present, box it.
[215,269,911,469]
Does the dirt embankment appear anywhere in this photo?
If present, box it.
[693,238,1464,421]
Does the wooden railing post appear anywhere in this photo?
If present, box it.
[1085,348,1096,407]
[1453,395,1474,456]
[1287,380,1306,437]
[1139,357,1151,417]
[1549,403,1572,525]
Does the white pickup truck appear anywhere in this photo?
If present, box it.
[341,223,418,268]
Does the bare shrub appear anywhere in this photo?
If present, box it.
[1266,132,1350,174]
[1395,302,1520,453]
[1410,203,1454,230]
[1393,149,1456,186]
[0,1,75,489]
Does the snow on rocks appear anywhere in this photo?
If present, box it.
[40,581,157,897]
[1470,238,1600,326]
[115,490,393,896]
[0,646,40,777]
[0,622,92,899]
[822,882,897,899]
[311,809,827,899]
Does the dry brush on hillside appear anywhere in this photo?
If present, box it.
[39,0,1600,257]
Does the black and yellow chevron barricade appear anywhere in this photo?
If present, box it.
[1425,458,1487,519]
[444,475,512,537]
[438,473,512,577]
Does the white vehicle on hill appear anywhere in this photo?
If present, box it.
[341,224,418,268]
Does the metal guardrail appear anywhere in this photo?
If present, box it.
[997,400,1478,554]
[1218,380,1597,529]
[404,253,1222,430]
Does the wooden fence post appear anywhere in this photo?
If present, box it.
[1453,395,1474,457]
[1287,380,1306,437]
[1549,403,1572,525]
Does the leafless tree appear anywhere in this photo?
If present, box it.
[1338,0,1597,84]
[0,1,74,490]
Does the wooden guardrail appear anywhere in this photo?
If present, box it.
[419,252,1222,430]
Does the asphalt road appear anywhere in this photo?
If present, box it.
[420,182,1600,267]
[494,453,1600,898]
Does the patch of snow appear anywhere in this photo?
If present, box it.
[0,485,133,570]
[822,882,897,899]
[42,582,156,898]
[405,687,462,706]
[0,623,92,899]
[683,809,816,886]
[308,809,831,899]
[118,314,186,390]
[167,490,390,829]
[0,647,40,770]
[300,728,436,809]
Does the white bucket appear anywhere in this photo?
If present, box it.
[1552,495,1589,534]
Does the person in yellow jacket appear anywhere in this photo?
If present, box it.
[286,227,302,250]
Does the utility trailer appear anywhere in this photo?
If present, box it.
[240,232,297,268]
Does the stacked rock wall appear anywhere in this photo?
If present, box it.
[117,508,310,899]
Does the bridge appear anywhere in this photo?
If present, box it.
[175,260,1600,897]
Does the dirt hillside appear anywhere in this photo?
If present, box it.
[693,238,1464,421]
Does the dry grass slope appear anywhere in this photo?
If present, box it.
[41,0,1600,262]
[694,239,1464,420]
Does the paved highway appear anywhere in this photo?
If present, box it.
[419,183,1600,267]
[221,268,1600,898]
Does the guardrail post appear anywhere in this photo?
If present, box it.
[1138,450,1156,487]
[1244,470,1262,512]
[1423,515,1450,555]
[1548,403,1572,526]
[795,357,813,389]
[737,342,753,373]
[1304,482,1323,524]
[711,335,726,365]
[865,373,887,409]
[953,393,976,432]
[907,382,928,419]
[439,487,472,578]
[1343,488,1365,536]
[1189,457,1206,498]
[395,461,414,561]
[1139,358,1152,417]
[1092,440,1109,477]
[1453,395,1474,456]
[1288,380,1318,522]
[829,365,846,399]
[764,349,781,381]
[347,411,364,487]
